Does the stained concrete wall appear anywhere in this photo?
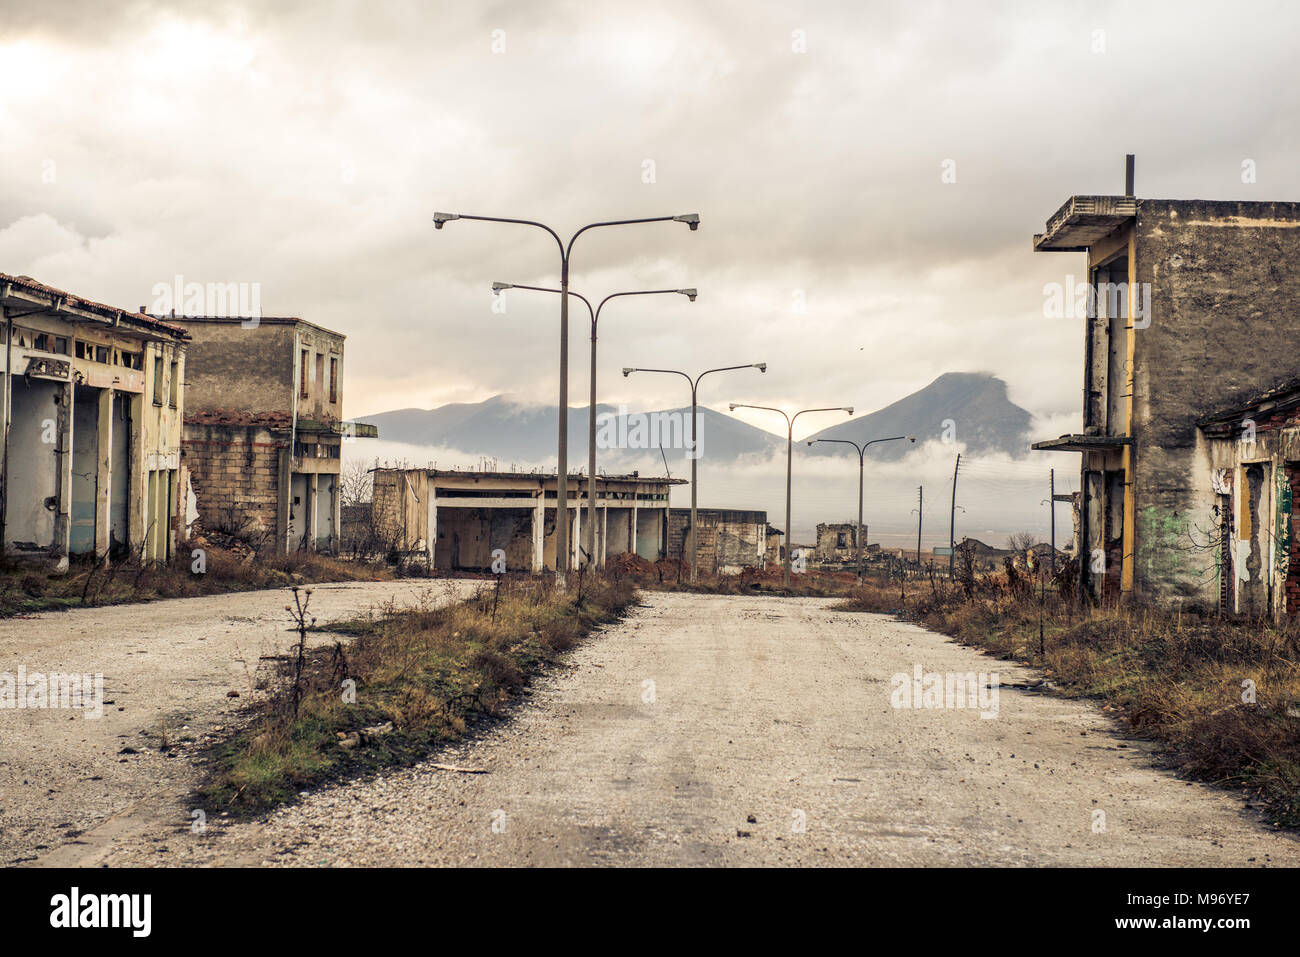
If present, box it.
[815,523,859,562]
[668,508,766,574]
[1130,200,1300,606]
[170,321,296,417]
[2,305,185,565]
[433,507,533,571]
[6,378,60,552]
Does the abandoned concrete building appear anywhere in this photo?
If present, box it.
[1031,186,1300,614]
[814,522,859,563]
[666,508,769,575]
[1,273,189,570]
[765,523,783,565]
[1198,379,1300,620]
[370,468,683,572]
[166,316,375,553]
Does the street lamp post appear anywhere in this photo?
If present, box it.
[729,404,853,585]
[624,364,766,582]
[807,434,915,583]
[492,282,696,570]
[433,211,699,585]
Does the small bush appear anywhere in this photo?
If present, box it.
[198,570,637,815]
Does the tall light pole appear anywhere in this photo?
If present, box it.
[729,404,853,585]
[807,434,914,582]
[433,211,699,584]
[624,363,766,581]
[492,282,696,569]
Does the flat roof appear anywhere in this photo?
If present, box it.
[1033,195,1137,252]
[1032,434,1132,452]
[156,315,346,341]
[0,272,190,340]
[378,467,686,486]
[1199,376,1300,436]
[670,507,768,522]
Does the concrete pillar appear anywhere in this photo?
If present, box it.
[127,393,145,559]
[600,504,608,567]
[307,473,319,551]
[52,379,74,571]
[95,388,113,558]
[332,468,342,555]
[276,447,291,555]
[426,480,437,569]
[572,502,582,568]
[532,491,544,572]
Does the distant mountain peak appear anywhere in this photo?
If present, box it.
[357,370,1032,466]
[806,371,1030,459]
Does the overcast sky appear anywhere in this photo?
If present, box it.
[4,0,1297,541]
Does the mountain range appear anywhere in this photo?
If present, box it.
[354,371,1032,468]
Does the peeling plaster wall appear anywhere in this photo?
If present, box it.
[1131,200,1300,607]
[1204,427,1300,621]
[815,522,859,562]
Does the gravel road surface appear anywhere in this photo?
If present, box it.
[67,591,1300,867]
[0,578,481,865]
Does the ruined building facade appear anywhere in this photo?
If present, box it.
[372,469,682,572]
[1,274,189,571]
[814,522,859,563]
[1032,194,1300,616]
[667,508,769,575]
[170,316,374,554]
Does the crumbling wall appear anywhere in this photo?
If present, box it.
[1132,200,1300,604]
[182,422,282,539]
[814,522,857,562]
[668,508,765,573]
[433,507,532,571]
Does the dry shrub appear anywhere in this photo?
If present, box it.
[471,647,524,691]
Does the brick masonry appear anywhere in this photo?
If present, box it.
[668,508,766,574]
[182,422,284,535]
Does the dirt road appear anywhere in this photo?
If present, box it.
[71,591,1300,867]
[0,579,481,865]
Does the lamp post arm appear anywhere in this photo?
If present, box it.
[730,403,791,430]
[502,283,594,323]
[809,437,865,460]
[863,435,911,450]
[790,407,853,431]
[593,289,683,333]
[694,364,764,390]
[567,216,679,259]
[628,367,696,392]
[453,215,566,259]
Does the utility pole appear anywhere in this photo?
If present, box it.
[1049,468,1056,577]
[916,485,923,566]
[948,452,960,578]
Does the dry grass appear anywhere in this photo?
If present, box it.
[835,576,1300,827]
[629,560,863,597]
[0,547,390,618]
[198,569,637,814]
